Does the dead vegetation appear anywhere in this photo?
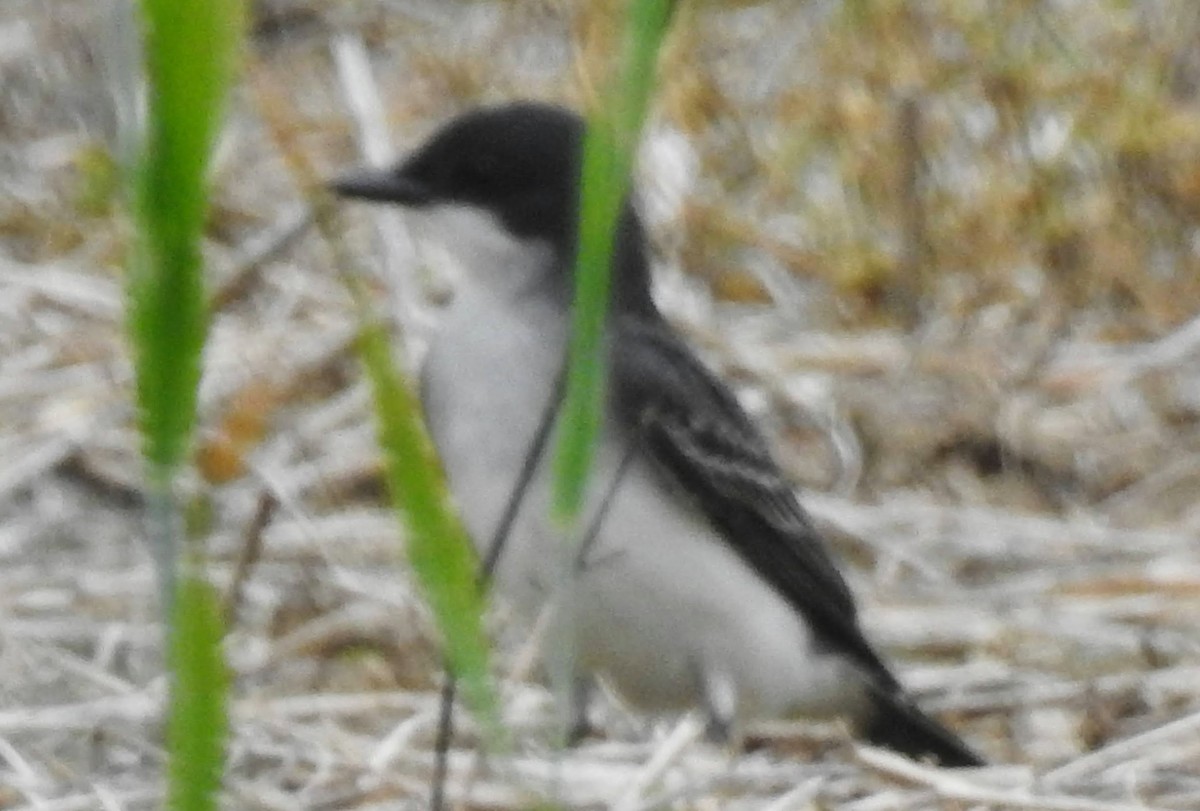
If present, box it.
[1,0,1199,808]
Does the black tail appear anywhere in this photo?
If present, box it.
[860,688,984,767]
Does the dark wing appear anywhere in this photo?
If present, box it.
[610,315,899,691]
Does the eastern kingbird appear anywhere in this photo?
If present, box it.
[334,102,983,767]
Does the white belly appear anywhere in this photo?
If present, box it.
[420,285,566,573]
[421,288,866,724]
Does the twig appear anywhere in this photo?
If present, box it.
[29,641,138,696]
[429,677,457,811]
[0,261,123,322]
[479,363,567,583]
[574,434,639,572]
[368,704,442,772]
[0,735,43,795]
[210,205,312,311]
[0,435,78,503]
[758,778,826,811]
[222,489,279,627]
[0,692,158,733]
[1042,708,1200,788]
[612,713,705,811]
[895,92,927,326]
[856,746,1164,811]
[4,788,161,811]
[330,30,430,343]
[235,690,432,720]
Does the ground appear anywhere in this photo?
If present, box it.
[1,1,1199,809]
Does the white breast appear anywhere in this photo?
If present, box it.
[417,213,569,592]
[417,212,867,728]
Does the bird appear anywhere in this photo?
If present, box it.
[332,101,984,767]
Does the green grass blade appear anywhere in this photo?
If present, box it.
[550,113,622,525]
[261,93,506,750]
[552,0,676,524]
[127,3,243,810]
[129,0,243,472]
[356,315,503,745]
[167,571,229,811]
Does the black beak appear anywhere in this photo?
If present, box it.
[330,166,432,205]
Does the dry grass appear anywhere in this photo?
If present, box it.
[2,0,1199,808]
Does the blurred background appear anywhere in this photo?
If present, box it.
[2,1,1199,808]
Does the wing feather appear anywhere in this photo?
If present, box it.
[611,316,898,690]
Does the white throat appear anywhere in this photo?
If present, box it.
[415,203,569,556]
[409,203,560,304]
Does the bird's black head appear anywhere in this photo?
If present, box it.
[334,101,657,316]
[333,102,584,253]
